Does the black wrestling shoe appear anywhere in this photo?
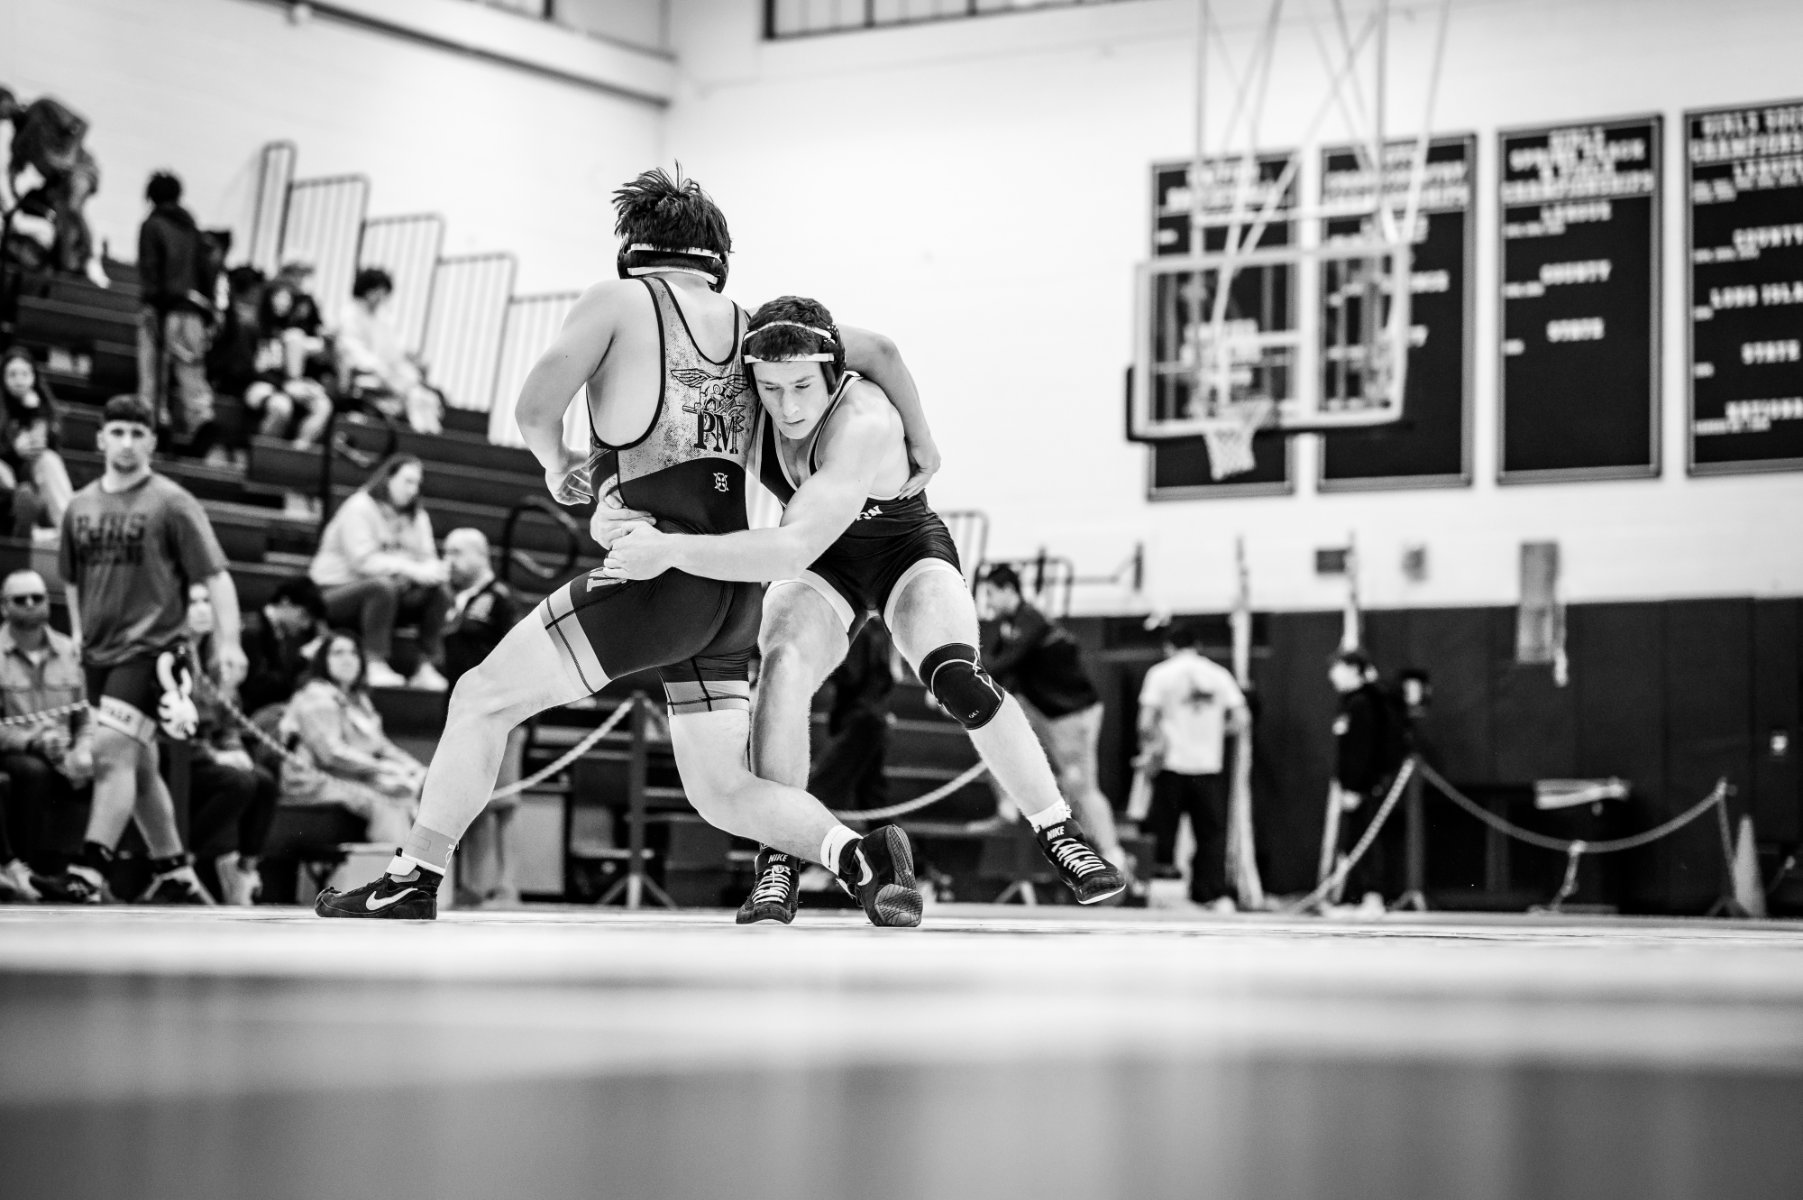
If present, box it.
[315,864,440,920]
[138,864,216,905]
[1036,820,1127,905]
[838,825,923,929]
[736,848,801,925]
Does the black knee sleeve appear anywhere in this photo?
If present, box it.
[919,643,1005,730]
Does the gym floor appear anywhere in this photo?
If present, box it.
[3,904,1801,1200]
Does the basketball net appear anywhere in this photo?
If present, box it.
[1199,394,1274,481]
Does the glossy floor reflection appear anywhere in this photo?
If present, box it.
[3,904,1802,1200]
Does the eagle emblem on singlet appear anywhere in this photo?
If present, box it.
[674,368,751,454]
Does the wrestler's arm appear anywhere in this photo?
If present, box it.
[516,282,615,500]
[841,326,940,497]
[603,399,888,584]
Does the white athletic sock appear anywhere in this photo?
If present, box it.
[1023,800,1073,832]
[820,826,862,878]
[387,853,444,879]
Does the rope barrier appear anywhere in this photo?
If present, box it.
[0,700,88,727]
[191,671,637,802]
[1413,759,1728,857]
[1278,757,1417,914]
[829,760,990,823]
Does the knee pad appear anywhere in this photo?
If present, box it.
[919,643,1005,730]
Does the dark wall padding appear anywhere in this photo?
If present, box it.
[1568,603,1669,909]
[1752,600,1802,843]
[1067,595,1801,914]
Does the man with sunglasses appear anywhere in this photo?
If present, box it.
[0,569,89,899]
[51,395,247,904]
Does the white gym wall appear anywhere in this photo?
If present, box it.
[667,0,1803,614]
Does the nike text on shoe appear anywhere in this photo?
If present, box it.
[1037,821,1127,905]
[839,825,924,929]
[736,848,801,925]
[315,867,439,920]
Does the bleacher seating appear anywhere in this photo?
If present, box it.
[3,255,1023,907]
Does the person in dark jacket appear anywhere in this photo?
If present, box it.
[135,171,215,445]
[806,621,896,813]
[1328,648,1407,910]
[978,564,1124,867]
[240,576,327,718]
[441,527,522,906]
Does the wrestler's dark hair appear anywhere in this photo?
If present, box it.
[102,394,155,429]
[612,165,731,259]
[742,295,842,375]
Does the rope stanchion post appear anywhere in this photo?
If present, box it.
[1395,765,1429,912]
[597,695,675,911]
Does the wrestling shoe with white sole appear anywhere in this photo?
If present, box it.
[315,862,440,920]
[837,825,923,928]
[736,848,801,925]
[1036,820,1127,905]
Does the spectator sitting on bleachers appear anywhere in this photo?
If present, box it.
[241,575,326,717]
[185,583,277,905]
[335,267,444,435]
[276,629,424,844]
[0,568,90,899]
[208,266,331,458]
[308,453,450,690]
[136,171,216,447]
[0,346,75,533]
[258,260,333,389]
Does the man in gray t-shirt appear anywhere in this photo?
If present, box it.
[50,396,247,905]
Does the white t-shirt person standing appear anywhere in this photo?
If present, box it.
[1137,623,1248,909]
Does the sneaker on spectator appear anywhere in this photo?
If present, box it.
[1035,820,1127,905]
[214,852,261,906]
[0,859,44,902]
[409,662,448,692]
[365,659,408,689]
[736,848,801,925]
[1355,891,1387,919]
[49,863,111,904]
[139,864,216,905]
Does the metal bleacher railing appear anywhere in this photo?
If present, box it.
[278,174,371,324]
[244,140,296,276]
[500,493,584,590]
[357,213,446,356]
[421,251,517,414]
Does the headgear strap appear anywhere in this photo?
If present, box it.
[626,243,722,261]
[741,319,838,363]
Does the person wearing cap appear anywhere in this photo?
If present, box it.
[50,394,247,904]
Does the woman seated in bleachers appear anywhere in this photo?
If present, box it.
[0,346,75,535]
[308,453,451,690]
[335,267,445,435]
[276,629,426,845]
